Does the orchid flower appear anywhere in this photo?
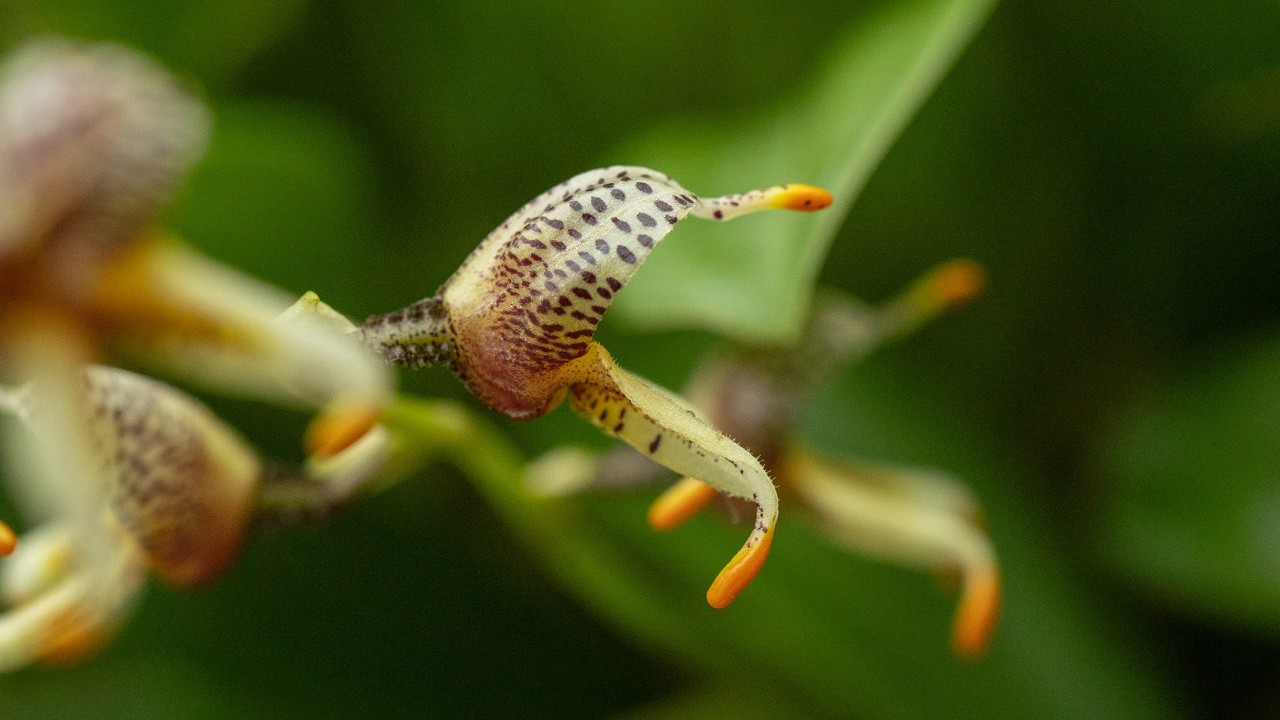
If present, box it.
[0,40,391,668]
[529,260,1002,656]
[356,166,832,608]
[0,366,389,670]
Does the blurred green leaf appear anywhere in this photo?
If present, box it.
[1095,333,1280,633]
[613,684,812,720]
[171,99,384,310]
[614,0,996,344]
[453,367,1185,719]
[8,0,307,85]
[0,650,252,720]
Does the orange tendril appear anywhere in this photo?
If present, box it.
[923,258,986,308]
[706,522,775,609]
[768,184,834,211]
[952,567,1001,658]
[0,521,16,556]
[647,477,719,531]
[305,399,383,459]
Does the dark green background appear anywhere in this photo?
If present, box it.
[2,0,1278,717]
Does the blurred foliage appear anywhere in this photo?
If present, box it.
[1,0,1279,718]
[1096,335,1280,634]
[615,0,996,342]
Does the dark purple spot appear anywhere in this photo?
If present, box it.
[637,234,653,248]
[581,271,597,283]
[597,287,612,299]
[569,200,583,211]
[616,245,636,264]
[655,200,673,212]
[606,277,622,291]
[572,287,592,300]
[611,217,631,233]
[610,188,626,201]
[665,215,678,224]
[568,228,582,240]
[550,239,567,251]
[545,217,565,230]
[591,196,607,212]
[637,213,656,227]
[595,238,610,253]
[544,281,559,292]
[557,295,572,306]
[578,252,596,265]
[713,210,724,219]
[582,213,598,226]
[590,305,606,315]
[565,260,581,272]
[636,181,653,194]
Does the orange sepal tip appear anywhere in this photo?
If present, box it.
[951,568,1001,659]
[41,613,111,666]
[706,522,775,609]
[770,184,833,212]
[926,259,986,308]
[305,399,382,459]
[648,477,719,531]
[0,521,15,556]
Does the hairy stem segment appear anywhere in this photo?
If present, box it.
[564,344,778,608]
[359,297,458,370]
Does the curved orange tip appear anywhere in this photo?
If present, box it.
[952,568,1001,659]
[648,477,719,531]
[928,259,986,308]
[305,399,383,459]
[770,184,834,212]
[706,523,775,609]
[0,520,15,556]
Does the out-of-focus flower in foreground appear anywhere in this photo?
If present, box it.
[356,166,832,608]
[0,39,391,670]
[530,260,1002,657]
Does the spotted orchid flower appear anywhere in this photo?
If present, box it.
[529,260,1002,656]
[0,39,391,668]
[358,167,832,608]
[0,365,389,670]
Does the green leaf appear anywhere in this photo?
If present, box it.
[171,99,382,310]
[613,684,813,720]
[8,0,307,85]
[0,650,253,720]
[613,0,997,344]
[459,369,1186,720]
[1095,333,1280,633]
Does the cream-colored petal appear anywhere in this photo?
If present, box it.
[785,448,1000,657]
[565,343,778,608]
[0,520,145,672]
[96,242,393,458]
